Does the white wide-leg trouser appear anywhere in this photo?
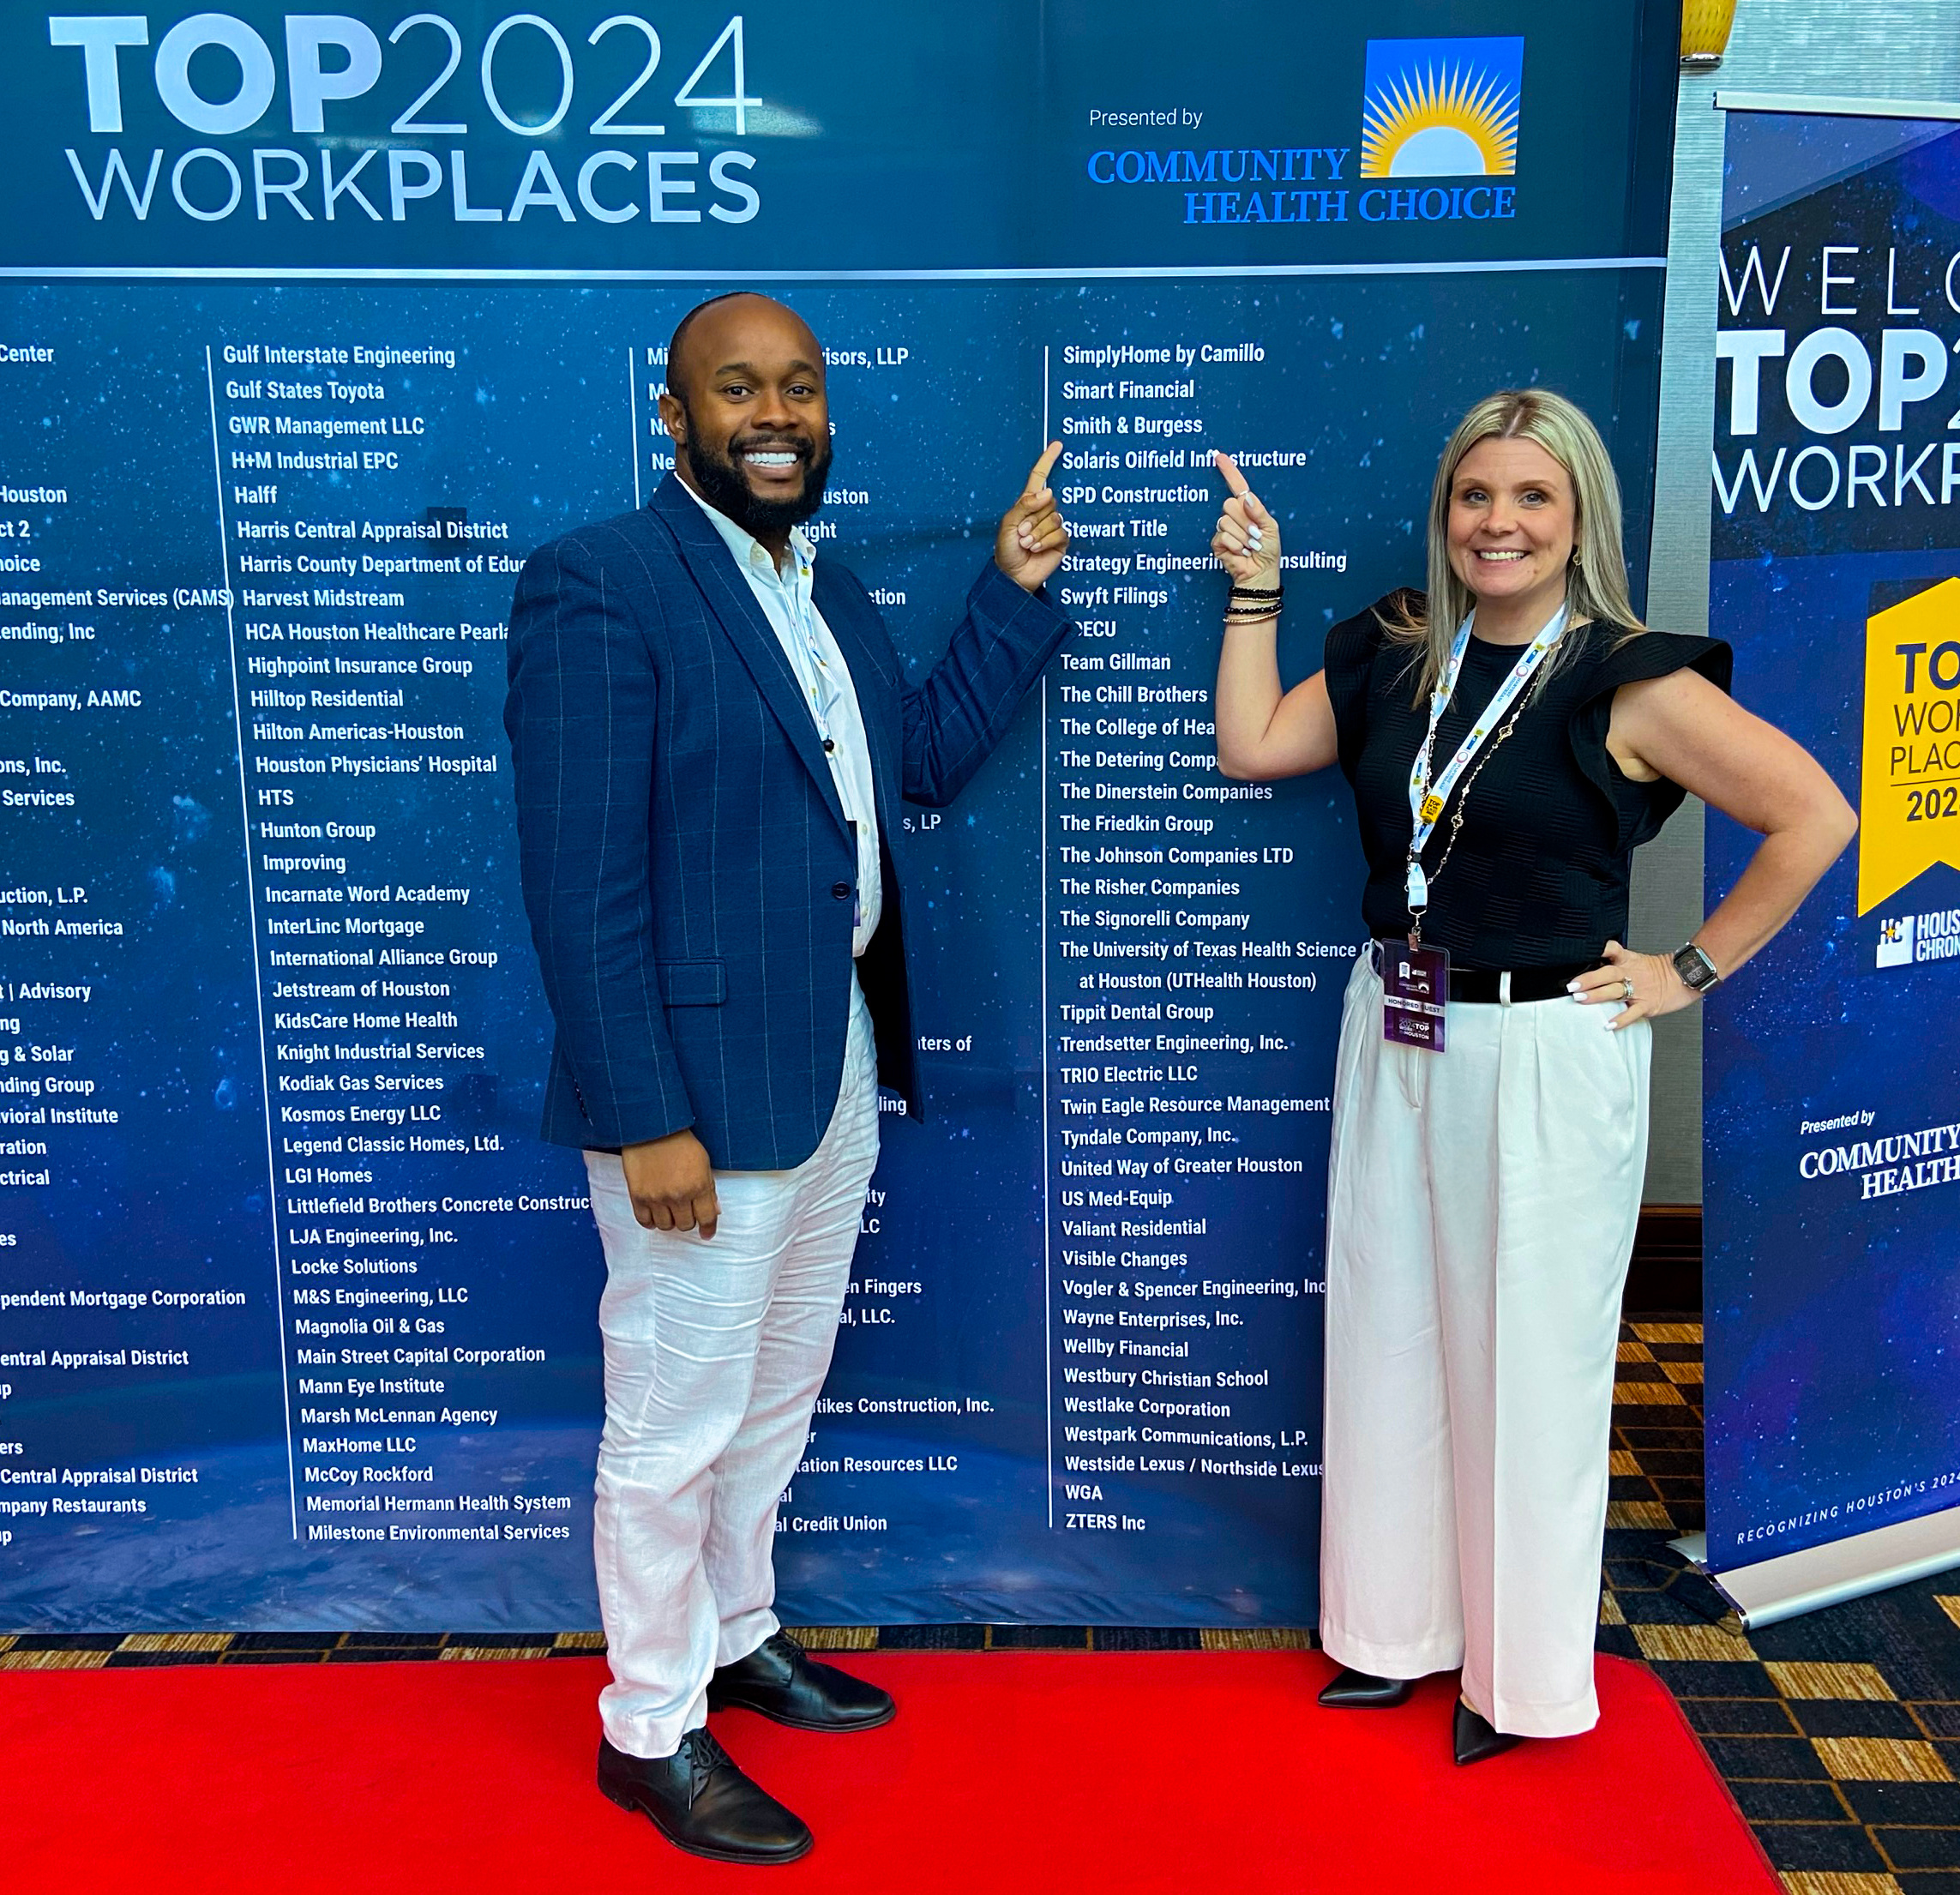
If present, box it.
[1319,953,1650,1738]
[584,976,880,1760]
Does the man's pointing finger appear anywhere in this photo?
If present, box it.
[1025,441,1063,496]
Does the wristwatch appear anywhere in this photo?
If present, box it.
[1672,941,1721,994]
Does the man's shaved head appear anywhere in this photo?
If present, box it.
[658,292,832,550]
[665,292,820,408]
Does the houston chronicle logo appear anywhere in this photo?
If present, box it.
[1875,908,1960,968]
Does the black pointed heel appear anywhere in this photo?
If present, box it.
[1317,1666,1415,1708]
[1452,1697,1523,1766]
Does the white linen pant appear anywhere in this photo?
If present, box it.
[584,975,880,1760]
[1319,953,1650,1738]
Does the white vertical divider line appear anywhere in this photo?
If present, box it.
[628,347,643,509]
[1041,671,1053,1531]
[1040,343,1054,1527]
[205,346,299,1537]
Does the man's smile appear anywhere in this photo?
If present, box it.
[735,441,809,483]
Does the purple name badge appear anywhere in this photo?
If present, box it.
[1381,941,1448,1052]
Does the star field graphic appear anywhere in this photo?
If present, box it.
[0,0,1678,1629]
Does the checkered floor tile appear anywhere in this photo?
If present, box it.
[1593,1317,1960,1891]
[9,1317,1958,1890]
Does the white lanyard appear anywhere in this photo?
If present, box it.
[1404,605,1566,915]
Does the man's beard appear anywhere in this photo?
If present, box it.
[683,420,832,540]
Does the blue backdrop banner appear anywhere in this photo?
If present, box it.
[1705,105,1960,1573]
[0,2,1677,1631]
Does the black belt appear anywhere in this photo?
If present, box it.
[1372,942,1600,1005]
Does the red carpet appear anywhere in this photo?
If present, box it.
[3,1651,1773,1893]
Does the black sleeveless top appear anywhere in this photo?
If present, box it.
[1322,593,1734,971]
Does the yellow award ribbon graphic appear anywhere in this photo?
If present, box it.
[1861,578,1960,914]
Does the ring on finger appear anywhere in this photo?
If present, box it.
[1620,977,1634,1002]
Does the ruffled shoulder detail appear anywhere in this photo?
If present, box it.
[1323,591,1422,783]
[1578,627,1733,702]
[1566,626,1734,850]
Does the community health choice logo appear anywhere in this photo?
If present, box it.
[1360,38,1522,178]
[1081,33,1523,226]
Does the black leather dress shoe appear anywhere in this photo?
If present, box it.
[707,1631,896,1733]
[598,1730,812,1865]
[1452,1697,1524,1766]
[1317,1666,1415,1708]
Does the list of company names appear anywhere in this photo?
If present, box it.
[1043,334,1337,1534]
[0,329,237,1555]
[0,327,604,1565]
[0,300,1344,1611]
[218,339,589,1554]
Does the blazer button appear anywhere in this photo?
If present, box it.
[832,881,851,899]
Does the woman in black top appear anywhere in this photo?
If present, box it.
[1209,389,1854,1763]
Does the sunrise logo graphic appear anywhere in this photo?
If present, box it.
[1361,38,1523,179]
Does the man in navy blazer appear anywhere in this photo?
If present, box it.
[505,292,1072,1865]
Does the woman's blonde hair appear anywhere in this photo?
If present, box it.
[1383,387,1644,698]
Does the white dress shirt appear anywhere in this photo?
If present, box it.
[679,477,882,956]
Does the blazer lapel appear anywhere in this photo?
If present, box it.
[647,477,848,839]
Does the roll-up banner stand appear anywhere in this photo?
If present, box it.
[0,3,1679,1633]
[1701,93,1960,1628]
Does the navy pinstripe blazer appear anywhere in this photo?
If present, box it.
[504,473,1073,1170]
